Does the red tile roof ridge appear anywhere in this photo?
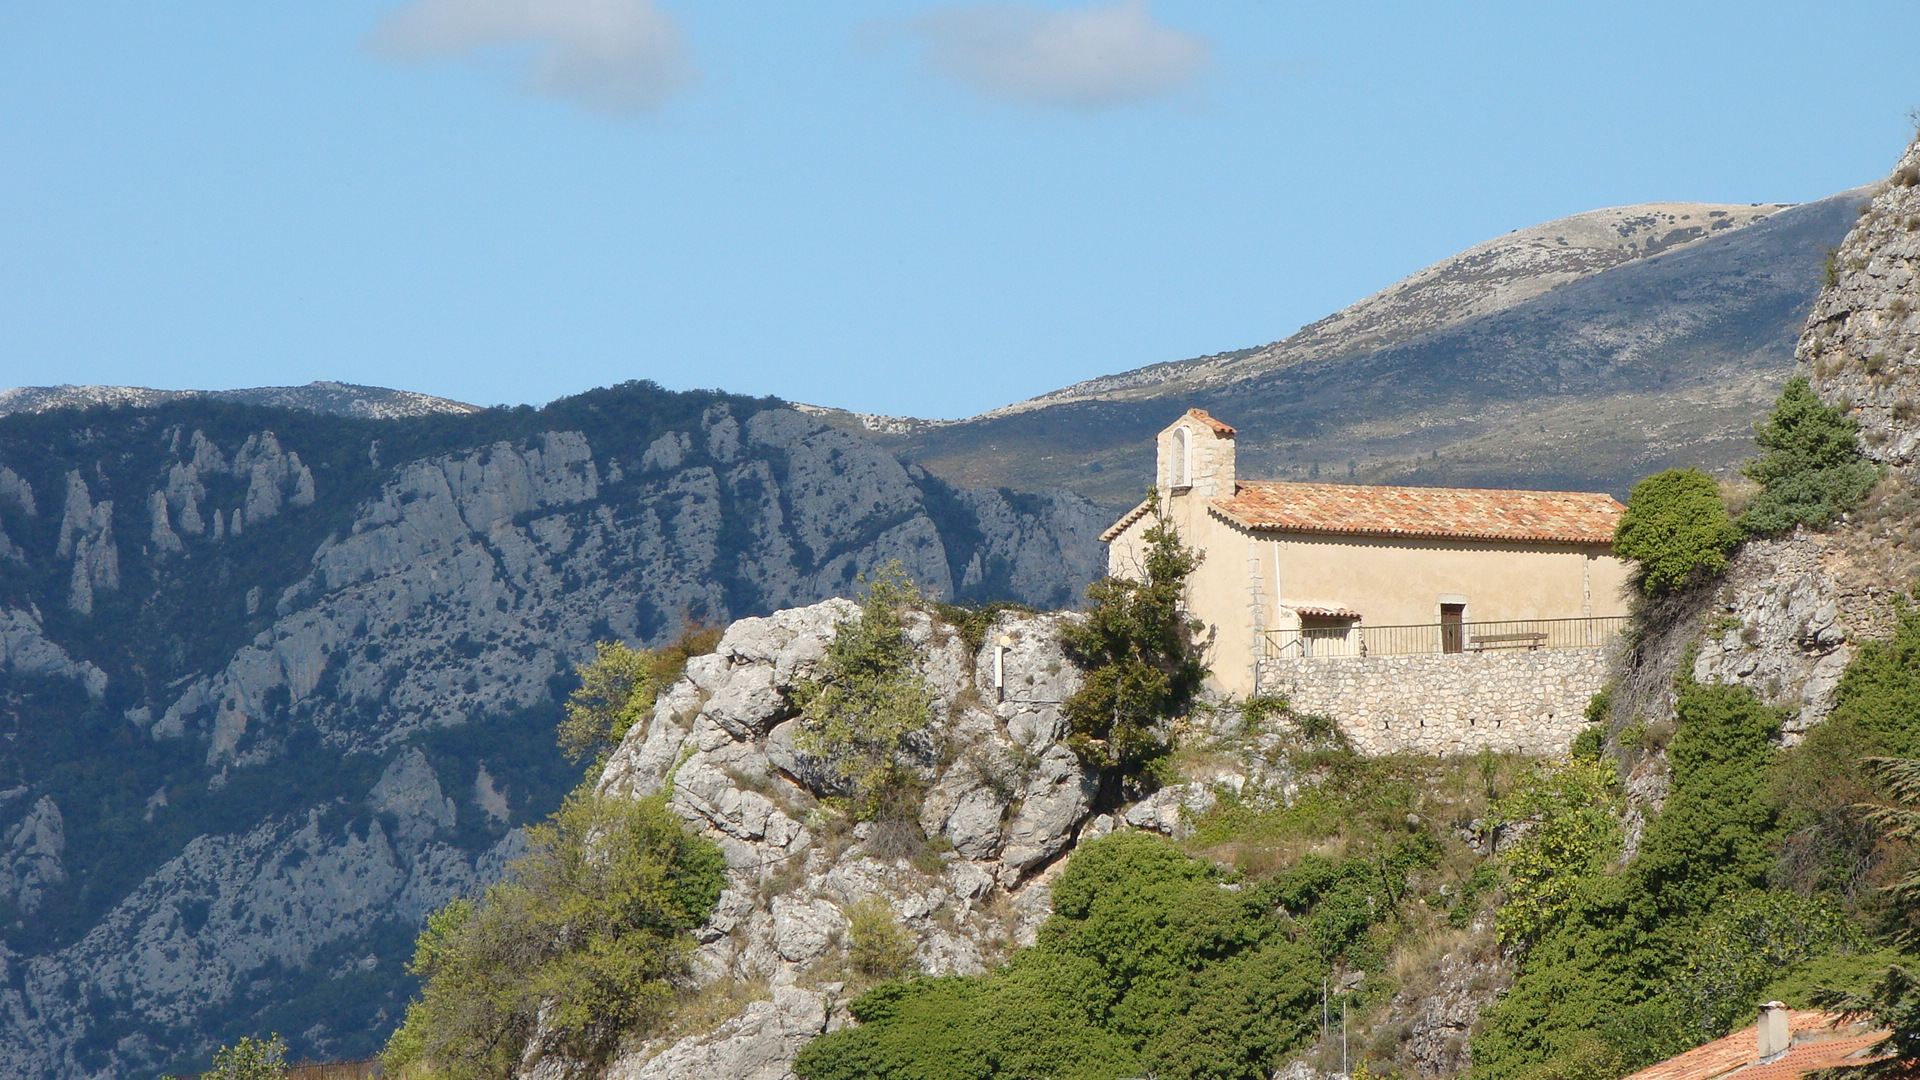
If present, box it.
[1212,480,1625,545]
[1185,408,1236,436]
[1234,478,1623,501]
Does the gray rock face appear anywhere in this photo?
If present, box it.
[1691,535,1863,738]
[0,797,67,915]
[0,607,107,699]
[609,986,838,1080]
[1805,137,1920,466]
[588,600,1102,1080]
[1640,138,1920,741]
[0,760,522,1080]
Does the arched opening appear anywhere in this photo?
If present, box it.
[1171,428,1191,487]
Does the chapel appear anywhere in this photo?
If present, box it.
[1101,409,1633,699]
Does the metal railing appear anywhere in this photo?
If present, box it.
[1264,616,1627,660]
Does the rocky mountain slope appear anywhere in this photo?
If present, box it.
[1622,136,1920,743]
[0,381,482,421]
[1001,201,1791,415]
[854,191,1870,505]
[0,383,1106,1079]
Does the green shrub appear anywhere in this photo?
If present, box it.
[1613,469,1742,595]
[1473,681,1787,1080]
[558,624,722,764]
[795,832,1339,1080]
[1628,680,1785,936]
[383,790,725,1078]
[202,1035,289,1080]
[1060,491,1206,773]
[846,896,918,980]
[793,564,936,821]
[1740,377,1878,535]
[1667,891,1860,1039]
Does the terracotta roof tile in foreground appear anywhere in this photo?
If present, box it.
[1212,480,1625,545]
[1619,1011,1887,1080]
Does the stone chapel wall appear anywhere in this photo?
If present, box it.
[1256,647,1612,756]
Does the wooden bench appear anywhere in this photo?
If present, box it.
[1469,631,1548,651]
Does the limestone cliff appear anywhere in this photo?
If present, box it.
[577,599,1095,1080]
[0,383,1105,1079]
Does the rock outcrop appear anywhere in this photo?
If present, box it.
[575,598,1094,1079]
[1804,138,1920,468]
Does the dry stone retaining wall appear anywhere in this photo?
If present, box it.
[1257,648,1611,756]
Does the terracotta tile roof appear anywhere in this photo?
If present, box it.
[1211,480,1624,545]
[1619,1011,1888,1080]
[1186,408,1236,436]
[1099,498,1155,543]
[1293,605,1361,619]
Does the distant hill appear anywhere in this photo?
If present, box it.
[841,191,1873,506]
[0,380,482,421]
[0,382,1103,1078]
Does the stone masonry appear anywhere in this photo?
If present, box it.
[1258,647,1612,756]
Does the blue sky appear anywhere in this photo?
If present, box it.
[2,2,1916,419]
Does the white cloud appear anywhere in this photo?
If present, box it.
[905,1,1207,108]
[372,0,696,117]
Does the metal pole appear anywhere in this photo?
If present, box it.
[1342,996,1348,1076]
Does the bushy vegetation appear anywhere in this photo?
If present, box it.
[1612,468,1743,595]
[382,790,725,1078]
[1060,492,1206,773]
[1470,678,1792,1080]
[191,1035,288,1080]
[1487,758,1622,947]
[846,896,919,980]
[793,565,937,820]
[556,625,721,764]
[1469,619,1920,1080]
[1741,376,1878,535]
[795,831,1347,1080]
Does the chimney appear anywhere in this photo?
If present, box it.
[1757,1002,1791,1062]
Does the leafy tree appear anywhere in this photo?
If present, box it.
[558,624,721,764]
[1667,891,1859,1039]
[1741,376,1878,535]
[1061,491,1206,772]
[1490,758,1623,946]
[793,564,936,820]
[203,1035,289,1080]
[383,790,725,1078]
[1613,469,1742,595]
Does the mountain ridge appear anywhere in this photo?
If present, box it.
[0,381,482,421]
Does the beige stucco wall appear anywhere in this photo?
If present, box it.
[1106,414,1632,698]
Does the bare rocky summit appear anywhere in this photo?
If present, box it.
[867,191,1869,505]
[999,202,1791,416]
[0,381,482,421]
